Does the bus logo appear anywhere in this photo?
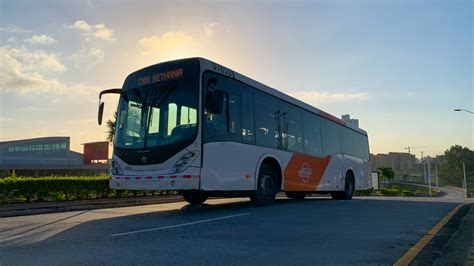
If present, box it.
[212,63,234,78]
[298,163,312,183]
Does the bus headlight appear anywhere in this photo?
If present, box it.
[111,160,124,175]
[173,151,198,173]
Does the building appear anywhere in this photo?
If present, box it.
[370,152,417,173]
[0,137,109,176]
[341,114,359,128]
[0,137,82,167]
[82,141,109,164]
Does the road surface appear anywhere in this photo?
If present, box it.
[0,186,468,265]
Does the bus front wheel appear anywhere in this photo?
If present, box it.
[182,190,208,205]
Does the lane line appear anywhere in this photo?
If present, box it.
[393,203,466,266]
[111,213,250,237]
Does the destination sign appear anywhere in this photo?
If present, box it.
[137,68,183,86]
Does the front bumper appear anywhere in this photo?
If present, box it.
[109,174,200,190]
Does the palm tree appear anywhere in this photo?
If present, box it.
[377,166,395,184]
[106,111,117,143]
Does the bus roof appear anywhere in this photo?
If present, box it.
[196,57,367,136]
[126,57,367,136]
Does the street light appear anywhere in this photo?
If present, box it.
[454,108,474,114]
[454,108,471,197]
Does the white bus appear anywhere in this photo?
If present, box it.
[98,58,371,205]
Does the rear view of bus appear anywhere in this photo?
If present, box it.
[98,58,371,206]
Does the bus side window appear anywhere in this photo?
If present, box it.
[279,102,303,153]
[321,119,341,156]
[255,90,279,149]
[228,93,241,136]
[241,84,255,144]
[303,111,323,157]
[203,73,241,143]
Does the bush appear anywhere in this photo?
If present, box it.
[380,188,401,196]
[0,176,110,203]
[402,190,416,197]
[0,176,173,204]
[355,188,374,196]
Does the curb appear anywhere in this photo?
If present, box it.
[0,195,184,218]
[394,202,472,265]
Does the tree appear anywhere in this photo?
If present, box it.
[377,166,395,183]
[106,111,117,143]
[438,145,474,187]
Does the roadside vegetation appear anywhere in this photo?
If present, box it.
[377,166,395,183]
[0,175,174,204]
[376,145,473,197]
[380,184,437,197]
[437,145,473,197]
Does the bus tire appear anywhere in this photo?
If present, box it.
[182,190,208,205]
[250,163,278,206]
[331,172,354,200]
[285,192,306,200]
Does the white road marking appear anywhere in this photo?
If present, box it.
[111,213,250,237]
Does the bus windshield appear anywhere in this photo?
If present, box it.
[115,80,198,149]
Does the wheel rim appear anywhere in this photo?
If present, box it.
[260,173,274,196]
[346,178,353,197]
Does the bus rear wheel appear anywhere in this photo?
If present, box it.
[182,190,208,205]
[285,192,307,200]
[250,163,278,206]
[331,173,354,200]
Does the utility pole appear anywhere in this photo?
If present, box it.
[435,163,438,188]
[427,157,432,196]
[463,162,468,198]
[421,151,426,184]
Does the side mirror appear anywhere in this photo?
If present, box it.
[205,89,225,114]
[98,102,104,125]
[97,88,121,126]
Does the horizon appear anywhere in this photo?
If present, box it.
[1,0,472,157]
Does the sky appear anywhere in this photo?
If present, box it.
[0,0,472,158]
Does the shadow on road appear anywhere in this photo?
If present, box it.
[1,197,462,265]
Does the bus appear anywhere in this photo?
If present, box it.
[98,58,371,205]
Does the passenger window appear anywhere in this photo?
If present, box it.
[255,90,279,149]
[167,103,177,136]
[303,112,323,157]
[180,106,197,125]
[280,102,303,153]
[321,120,341,156]
[148,107,160,134]
[241,84,255,144]
[340,127,355,156]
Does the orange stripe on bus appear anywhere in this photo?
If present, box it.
[283,154,331,191]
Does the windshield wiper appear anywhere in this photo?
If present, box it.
[130,89,144,108]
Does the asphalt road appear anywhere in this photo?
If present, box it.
[0,187,468,265]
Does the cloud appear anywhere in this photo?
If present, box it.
[203,22,219,37]
[0,25,30,34]
[69,47,104,69]
[25,34,58,45]
[0,117,13,123]
[7,37,15,43]
[288,91,369,104]
[6,46,66,73]
[0,46,65,94]
[72,20,115,41]
[138,31,196,55]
